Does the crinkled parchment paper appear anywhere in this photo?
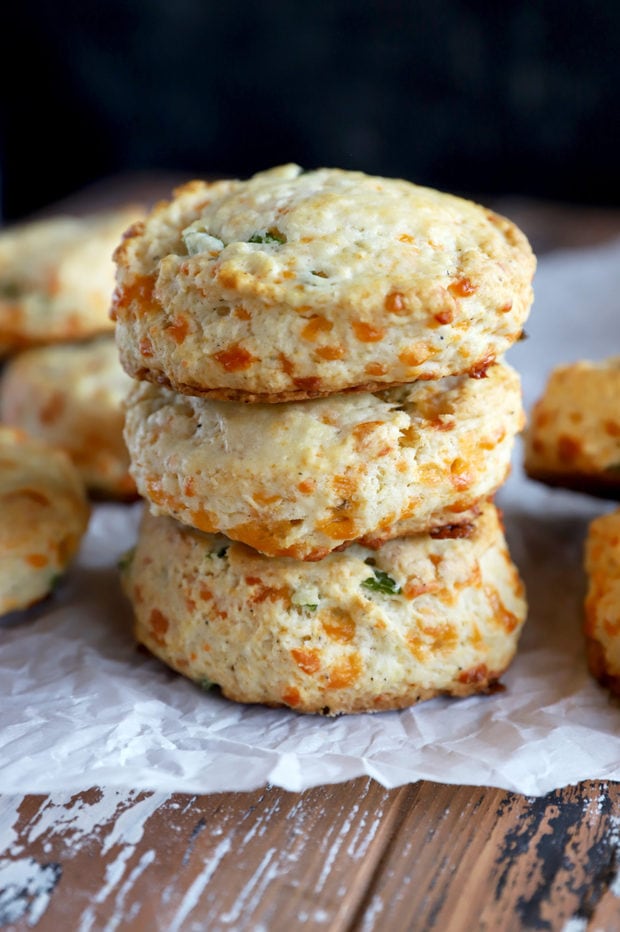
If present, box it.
[2,237,620,797]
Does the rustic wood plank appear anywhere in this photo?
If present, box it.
[4,783,620,929]
[350,780,620,931]
[2,780,421,930]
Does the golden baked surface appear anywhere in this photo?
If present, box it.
[122,503,527,715]
[113,164,535,401]
[584,508,620,695]
[0,427,90,615]
[124,360,524,559]
[0,204,143,355]
[524,357,620,500]
[0,337,136,499]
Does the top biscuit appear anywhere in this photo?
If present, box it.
[0,205,143,356]
[112,164,535,402]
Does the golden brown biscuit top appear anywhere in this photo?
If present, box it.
[114,164,535,324]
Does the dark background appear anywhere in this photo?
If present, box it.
[1,0,618,222]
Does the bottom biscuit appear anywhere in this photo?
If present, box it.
[584,508,620,695]
[121,503,527,715]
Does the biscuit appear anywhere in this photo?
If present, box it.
[524,358,620,500]
[0,427,90,616]
[122,503,526,714]
[0,204,143,356]
[584,508,620,695]
[124,360,523,559]
[0,337,136,499]
[112,164,535,401]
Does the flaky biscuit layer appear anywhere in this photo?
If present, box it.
[113,165,535,400]
[124,360,523,559]
[122,504,527,715]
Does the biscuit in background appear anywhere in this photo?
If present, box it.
[113,164,535,401]
[524,357,620,500]
[0,426,90,616]
[0,204,144,356]
[0,337,136,500]
[584,508,620,695]
[124,360,524,560]
[121,503,527,715]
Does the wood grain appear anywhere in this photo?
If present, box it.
[3,780,620,930]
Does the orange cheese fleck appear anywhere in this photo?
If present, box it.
[364,362,388,377]
[252,491,282,506]
[315,345,345,361]
[332,474,357,498]
[352,320,386,342]
[398,343,435,367]
[291,648,321,674]
[484,586,520,633]
[18,488,50,507]
[557,435,581,462]
[351,421,383,443]
[39,391,65,425]
[25,553,48,568]
[384,291,407,314]
[149,608,169,646]
[213,343,258,372]
[188,508,219,533]
[166,315,190,344]
[282,686,301,707]
[458,663,490,685]
[292,376,323,393]
[301,315,333,341]
[278,353,294,375]
[402,579,439,599]
[317,512,357,540]
[111,274,158,320]
[321,611,356,643]
[449,277,477,298]
[231,519,297,555]
[139,336,155,358]
[327,653,362,688]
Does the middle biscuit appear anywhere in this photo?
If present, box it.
[124,360,523,560]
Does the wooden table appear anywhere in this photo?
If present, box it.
[2,183,620,931]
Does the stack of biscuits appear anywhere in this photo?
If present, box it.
[114,164,536,715]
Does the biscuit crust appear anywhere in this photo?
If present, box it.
[584,508,620,694]
[113,165,535,400]
[0,427,90,615]
[524,357,620,500]
[124,361,524,559]
[0,205,143,355]
[122,503,527,715]
[0,337,136,499]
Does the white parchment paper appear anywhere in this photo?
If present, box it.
[2,237,620,798]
